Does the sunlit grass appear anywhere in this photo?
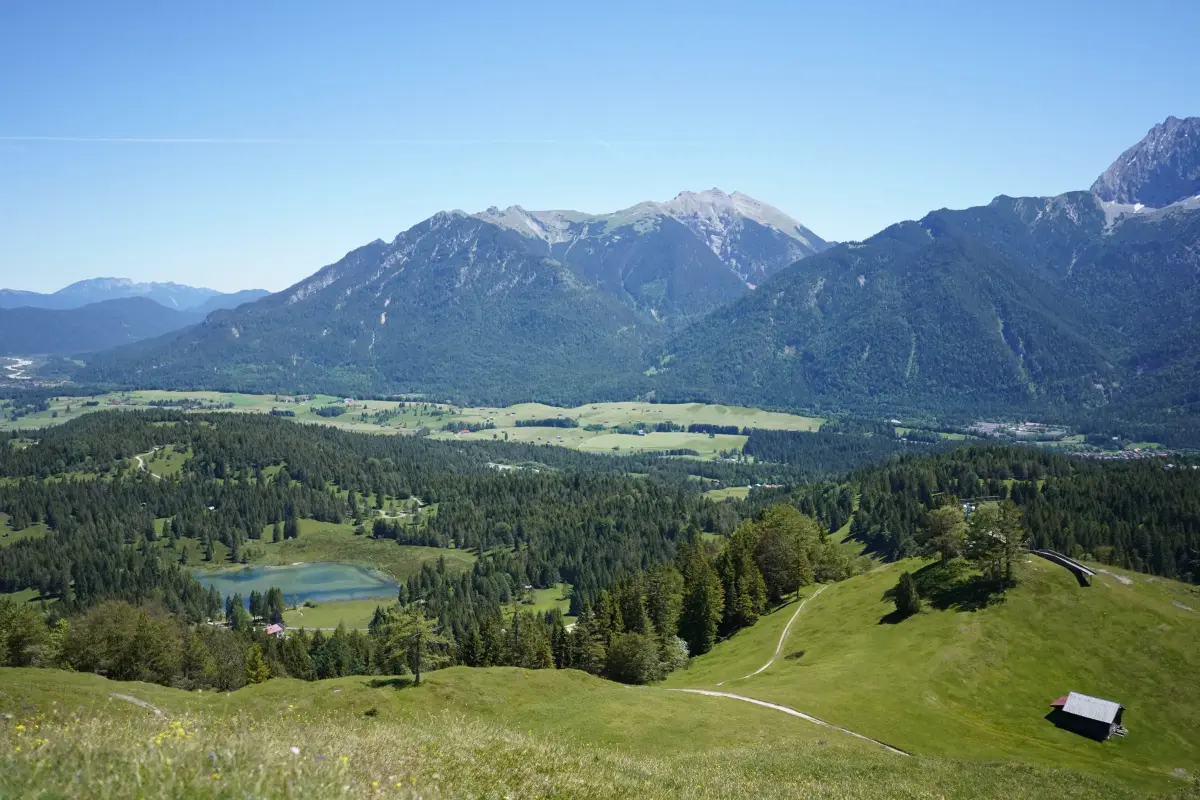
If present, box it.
[0,667,1162,799]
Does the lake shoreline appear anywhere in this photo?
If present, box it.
[192,561,400,606]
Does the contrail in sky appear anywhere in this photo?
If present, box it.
[0,135,708,147]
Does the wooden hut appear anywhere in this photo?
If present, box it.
[1048,692,1126,740]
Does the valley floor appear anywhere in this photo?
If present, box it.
[0,391,821,460]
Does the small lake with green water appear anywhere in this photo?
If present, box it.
[193,562,398,605]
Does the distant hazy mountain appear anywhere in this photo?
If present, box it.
[473,189,829,322]
[0,297,202,356]
[80,213,659,404]
[1092,116,1200,207]
[191,289,271,314]
[0,278,268,312]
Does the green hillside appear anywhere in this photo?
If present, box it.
[0,664,1174,799]
[667,558,1200,793]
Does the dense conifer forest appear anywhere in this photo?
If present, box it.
[838,447,1200,581]
[2,411,1197,694]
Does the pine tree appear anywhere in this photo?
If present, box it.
[283,510,299,540]
[244,643,271,684]
[374,606,450,685]
[677,544,724,656]
[921,504,967,562]
[893,571,921,617]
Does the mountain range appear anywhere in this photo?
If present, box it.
[0,278,268,312]
[76,189,828,402]
[45,116,1200,423]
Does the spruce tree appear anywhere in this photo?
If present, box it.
[893,571,921,617]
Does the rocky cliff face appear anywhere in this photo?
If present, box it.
[1092,116,1200,207]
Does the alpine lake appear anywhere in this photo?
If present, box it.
[192,562,398,606]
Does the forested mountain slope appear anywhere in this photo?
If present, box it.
[69,190,830,402]
[78,214,661,405]
[658,183,1200,417]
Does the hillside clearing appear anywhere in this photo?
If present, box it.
[667,558,1200,793]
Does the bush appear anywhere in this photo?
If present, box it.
[604,632,663,684]
[660,635,689,673]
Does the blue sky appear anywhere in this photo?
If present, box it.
[2,1,1198,293]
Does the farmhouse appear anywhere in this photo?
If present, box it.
[1048,692,1126,740]
[265,623,285,638]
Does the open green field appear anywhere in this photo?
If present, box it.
[573,431,745,456]
[0,665,1161,799]
[165,519,475,582]
[140,444,192,477]
[0,392,822,460]
[283,598,388,630]
[502,582,573,620]
[0,512,47,549]
[702,485,751,501]
[667,558,1200,794]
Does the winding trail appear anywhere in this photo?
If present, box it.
[109,693,164,717]
[717,585,826,685]
[670,689,908,756]
[134,448,163,480]
[683,583,907,756]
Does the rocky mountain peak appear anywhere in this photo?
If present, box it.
[1091,116,1200,207]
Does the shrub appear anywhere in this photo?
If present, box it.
[604,632,662,684]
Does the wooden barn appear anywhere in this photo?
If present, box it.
[1048,692,1127,741]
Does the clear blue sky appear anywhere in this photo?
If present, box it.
[2,1,1198,293]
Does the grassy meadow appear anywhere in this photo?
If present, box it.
[667,558,1200,793]
[0,391,822,460]
[702,485,751,501]
[163,518,475,582]
[283,598,390,630]
[502,582,574,621]
[0,512,47,549]
[0,665,1170,800]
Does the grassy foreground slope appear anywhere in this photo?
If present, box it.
[668,559,1200,793]
[0,666,1173,800]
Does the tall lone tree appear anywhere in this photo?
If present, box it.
[893,571,921,617]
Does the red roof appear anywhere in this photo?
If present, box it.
[1051,695,1068,708]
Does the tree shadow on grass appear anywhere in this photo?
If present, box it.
[912,560,1007,612]
[877,609,913,625]
[364,676,416,690]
